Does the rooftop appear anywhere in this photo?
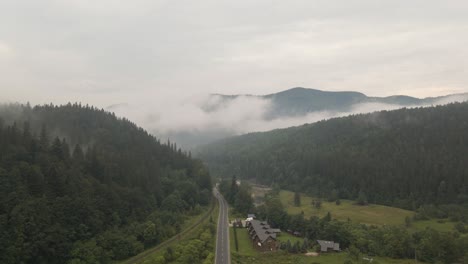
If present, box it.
[248,220,279,243]
[317,240,340,251]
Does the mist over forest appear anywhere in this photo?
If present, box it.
[107,88,468,148]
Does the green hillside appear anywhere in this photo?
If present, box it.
[197,102,468,210]
[0,103,212,264]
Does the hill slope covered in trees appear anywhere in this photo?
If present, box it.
[197,102,468,209]
[0,103,212,263]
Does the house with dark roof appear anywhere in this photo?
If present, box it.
[246,220,280,252]
[316,240,340,252]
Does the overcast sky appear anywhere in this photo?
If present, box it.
[1,0,468,108]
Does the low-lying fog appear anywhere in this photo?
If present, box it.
[108,92,468,149]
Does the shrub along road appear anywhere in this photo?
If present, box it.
[121,199,216,264]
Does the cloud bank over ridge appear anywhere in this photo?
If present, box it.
[108,91,468,148]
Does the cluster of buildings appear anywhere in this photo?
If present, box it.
[236,214,340,253]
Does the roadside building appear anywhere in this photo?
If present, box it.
[246,220,280,252]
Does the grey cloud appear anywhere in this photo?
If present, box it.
[1,1,468,101]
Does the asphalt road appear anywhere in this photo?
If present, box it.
[214,188,230,264]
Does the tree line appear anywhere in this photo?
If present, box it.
[218,176,254,216]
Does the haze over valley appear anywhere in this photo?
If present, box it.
[109,87,468,148]
[1,1,468,264]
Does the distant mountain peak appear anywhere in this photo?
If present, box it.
[269,87,365,96]
[207,87,468,120]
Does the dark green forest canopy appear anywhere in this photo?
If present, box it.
[196,102,468,209]
[0,103,212,264]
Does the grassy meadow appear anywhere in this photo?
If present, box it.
[410,218,458,233]
[279,190,466,234]
[279,190,415,226]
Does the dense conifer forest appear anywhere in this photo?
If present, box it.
[198,102,468,210]
[0,103,212,263]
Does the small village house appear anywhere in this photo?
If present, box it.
[316,240,340,252]
[246,220,281,252]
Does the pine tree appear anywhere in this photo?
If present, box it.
[323,211,332,222]
[72,144,84,163]
[39,124,49,150]
[357,190,368,206]
[294,191,301,207]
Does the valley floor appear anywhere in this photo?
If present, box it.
[230,227,419,264]
[234,188,467,263]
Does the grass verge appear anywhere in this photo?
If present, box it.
[230,227,257,257]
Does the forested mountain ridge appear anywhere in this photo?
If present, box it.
[0,103,212,263]
[197,102,468,209]
[211,87,468,119]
